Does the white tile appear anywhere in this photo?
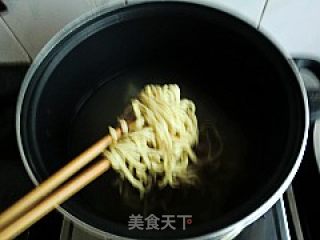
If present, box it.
[0,17,30,63]
[2,0,266,61]
[87,0,125,9]
[260,0,320,61]
[127,0,267,27]
[1,0,94,59]
[2,0,264,60]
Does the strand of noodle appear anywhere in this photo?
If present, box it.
[103,84,199,197]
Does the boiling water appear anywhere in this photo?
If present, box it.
[69,65,250,226]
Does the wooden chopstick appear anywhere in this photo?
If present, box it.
[0,128,121,237]
[0,159,111,240]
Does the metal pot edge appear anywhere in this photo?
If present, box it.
[15,1,310,240]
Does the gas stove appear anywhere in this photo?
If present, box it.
[59,198,290,240]
[0,63,319,240]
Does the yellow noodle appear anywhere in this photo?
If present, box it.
[103,84,199,197]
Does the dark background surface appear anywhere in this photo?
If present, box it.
[0,64,62,240]
[0,0,7,12]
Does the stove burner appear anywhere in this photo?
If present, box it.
[60,198,290,240]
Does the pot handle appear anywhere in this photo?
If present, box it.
[293,58,320,122]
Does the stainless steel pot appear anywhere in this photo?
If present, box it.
[16,1,320,239]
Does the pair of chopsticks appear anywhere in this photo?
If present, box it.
[0,128,122,240]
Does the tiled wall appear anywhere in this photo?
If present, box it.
[259,0,320,61]
[3,0,320,64]
[0,0,125,62]
[0,0,266,63]
[0,17,30,63]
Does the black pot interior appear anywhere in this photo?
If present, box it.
[20,2,306,239]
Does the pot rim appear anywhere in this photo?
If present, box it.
[16,1,310,239]
[313,121,320,173]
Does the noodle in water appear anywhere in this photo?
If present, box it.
[102,84,199,197]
